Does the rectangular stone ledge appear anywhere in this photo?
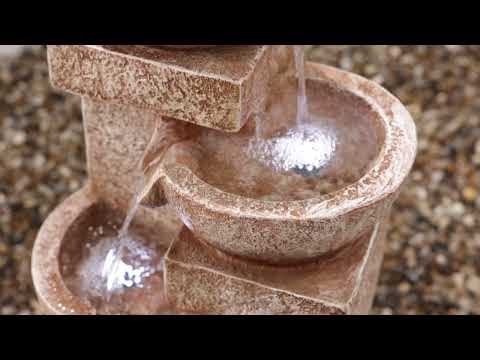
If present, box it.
[47,45,286,132]
[164,223,387,315]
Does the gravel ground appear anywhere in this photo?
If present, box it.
[1,45,479,315]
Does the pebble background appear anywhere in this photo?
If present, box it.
[0,45,479,315]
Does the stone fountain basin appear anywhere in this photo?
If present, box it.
[31,185,181,315]
[32,186,99,315]
[159,62,417,265]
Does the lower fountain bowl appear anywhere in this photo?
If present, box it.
[32,187,98,315]
[160,62,417,265]
[31,186,182,315]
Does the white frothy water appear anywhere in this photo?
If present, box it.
[102,237,159,291]
[100,169,162,295]
[100,162,163,296]
[249,46,337,177]
[248,122,336,176]
[76,234,161,298]
[79,121,185,301]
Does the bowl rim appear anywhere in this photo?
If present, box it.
[31,185,98,315]
[162,62,417,221]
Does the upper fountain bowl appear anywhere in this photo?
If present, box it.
[158,62,417,266]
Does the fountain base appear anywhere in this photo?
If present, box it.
[165,225,386,315]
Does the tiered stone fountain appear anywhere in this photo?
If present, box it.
[32,45,416,315]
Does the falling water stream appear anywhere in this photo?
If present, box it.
[295,45,308,125]
[245,45,337,182]
[100,120,194,299]
[66,121,191,314]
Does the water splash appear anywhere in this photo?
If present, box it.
[248,122,336,177]
[101,171,163,294]
[88,120,189,300]
[249,46,337,178]
[78,234,160,296]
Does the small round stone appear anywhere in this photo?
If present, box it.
[462,187,477,203]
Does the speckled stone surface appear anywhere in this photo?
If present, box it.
[7,45,477,316]
[160,62,416,265]
[47,45,290,132]
[82,99,182,242]
[32,46,416,315]
[32,98,185,314]
[165,222,387,315]
[32,186,98,315]
[32,185,179,315]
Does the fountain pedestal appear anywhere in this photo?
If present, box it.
[32,45,416,315]
[165,224,387,315]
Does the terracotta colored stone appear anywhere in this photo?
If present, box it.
[31,186,180,315]
[81,99,182,238]
[158,62,417,265]
[165,222,387,315]
[32,46,417,315]
[47,45,292,132]
[32,186,99,315]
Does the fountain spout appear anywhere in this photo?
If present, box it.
[139,118,199,208]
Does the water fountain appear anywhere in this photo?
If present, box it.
[32,45,416,315]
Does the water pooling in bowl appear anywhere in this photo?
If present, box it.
[184,46,381,201]
[248,45,337,177]
[250,46,337,178]
[63,223,169,314]
[248,122,336,178]
[64,121,192,314]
